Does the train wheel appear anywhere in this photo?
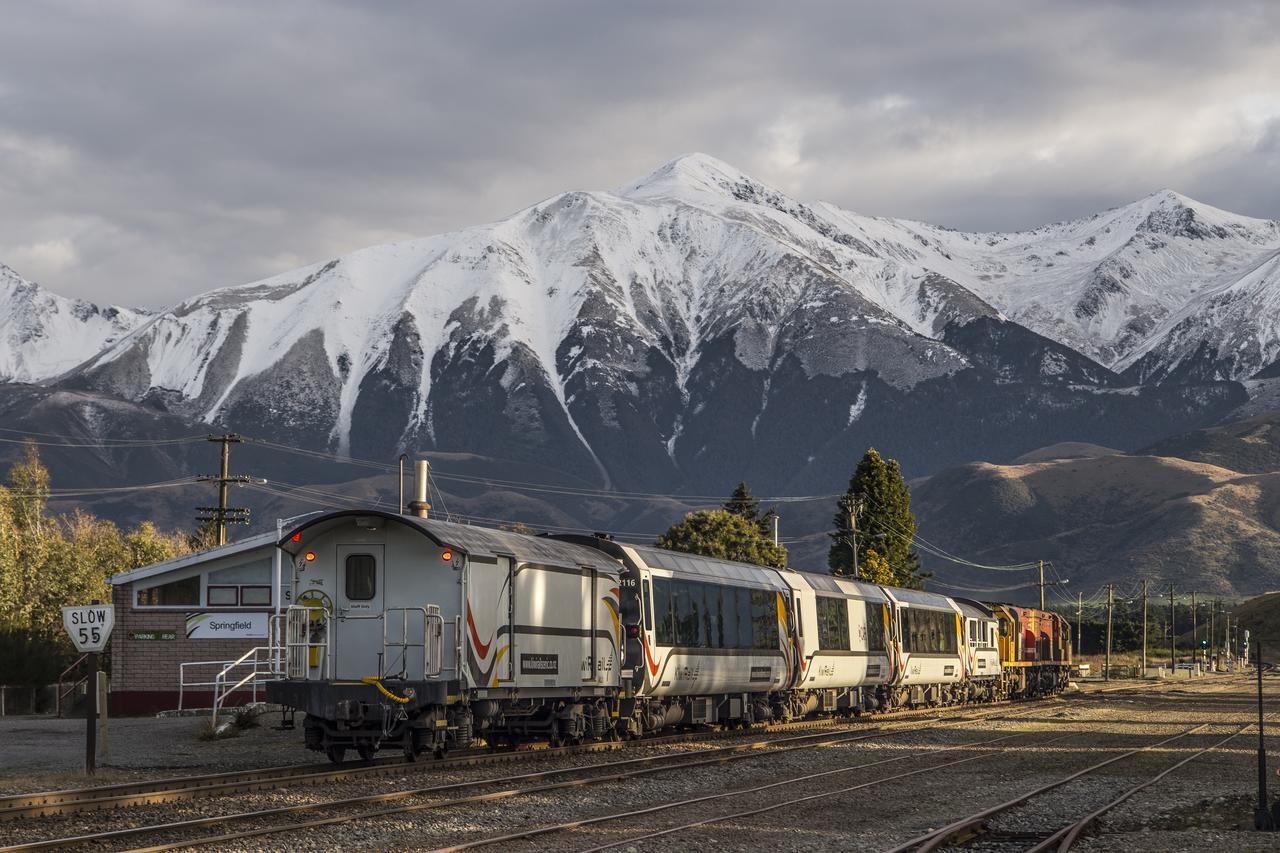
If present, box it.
[325,743,346,764]
[356,741,376,762]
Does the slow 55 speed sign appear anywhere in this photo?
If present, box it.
[62,604,115,653]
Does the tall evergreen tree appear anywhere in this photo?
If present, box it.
[828,448,923,588]
[723,481,779,539]
[657,509,788,569]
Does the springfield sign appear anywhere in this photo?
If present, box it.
[62,604,115,653]
[185,612,268,639]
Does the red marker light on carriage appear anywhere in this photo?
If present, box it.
[441,550,453,561]
[627,625,641,638]
[304,551,316,562]
[292,532,302,543]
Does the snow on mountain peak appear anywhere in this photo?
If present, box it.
[619,152,776,202]
[0,264,151,384]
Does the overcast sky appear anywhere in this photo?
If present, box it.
[2,1,1278,308]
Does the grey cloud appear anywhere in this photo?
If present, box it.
[1,0,1278,307]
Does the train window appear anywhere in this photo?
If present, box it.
[720,587,738,648]
[865,603,886,651]
[344,554,377,601]
[652,578,675,645]
[136,575,200,607]
[673,582,697,647]
[701,584,717,648]
[735,587,753,649]
[750,589,779,650]
[816,596,850,651]
[903,609,957,655]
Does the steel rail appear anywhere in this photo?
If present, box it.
[0,711,870,820]
[0,694,1029,821]
[26,703,1037,853]
[439,728,1081,852]
[4,721,928,853]
[883,722,1214,853]
[1029,720,1261,852]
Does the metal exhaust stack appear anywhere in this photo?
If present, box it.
[408,459,432,518]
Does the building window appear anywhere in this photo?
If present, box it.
[345,554,377,600]
[240,586,271,606]
[207,586,239,606]
[136,575,200,607]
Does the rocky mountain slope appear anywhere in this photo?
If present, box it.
[0,264,149,384]
[0,154,1276,596]
[0,155,1250,493]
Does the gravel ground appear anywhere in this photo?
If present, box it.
[2,675,1276,851]
[0,708,307,794]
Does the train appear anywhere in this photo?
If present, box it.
[266,483,1071,763]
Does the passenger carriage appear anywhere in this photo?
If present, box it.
[953,597,1001,702]
[785,573,895,716]
[881,587,966,707]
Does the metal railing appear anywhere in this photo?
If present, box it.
[383,607,428,679]
[285,604,331,680]
[211,645,284,724]
[55,654,90,718]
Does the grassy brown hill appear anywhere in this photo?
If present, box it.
[1140,410,1280,474]
[912,451,1280,598]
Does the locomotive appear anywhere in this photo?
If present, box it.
[266,479,1071,762]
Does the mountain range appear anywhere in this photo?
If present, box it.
[2,153,1278,595]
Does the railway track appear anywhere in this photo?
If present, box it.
[888,712,1275,851]
[0,710,874,821]
[0,692,1059,823]
[0,701,1047,852]
[428,719,1078,852]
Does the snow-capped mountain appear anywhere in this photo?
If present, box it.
[2,154,1261,492]
[0,264,150,383]
[813,188,1280,382]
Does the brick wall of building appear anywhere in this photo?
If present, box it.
[110,582,272,715]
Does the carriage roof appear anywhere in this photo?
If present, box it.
[623,544,791,590]
[278,510,620,573]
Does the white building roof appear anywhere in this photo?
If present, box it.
[109,531,280,586]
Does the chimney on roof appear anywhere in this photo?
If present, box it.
[408,459,432,518]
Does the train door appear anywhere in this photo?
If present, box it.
[585,567,599,682]
[463,555,513,688]
[334,544,385,680]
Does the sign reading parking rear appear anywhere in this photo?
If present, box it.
[62,604,115,652]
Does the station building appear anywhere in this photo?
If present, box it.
[108,532,288,714]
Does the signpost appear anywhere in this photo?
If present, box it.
[61,602,115,775]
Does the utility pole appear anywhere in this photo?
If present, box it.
[1105,583,1114,682]
[1226,611,1232,668]
[1182,589,1192,660]
[197,433,252,546]
[773,515,779,546]
[1169,585,1176,669]
[1039,560,1045,610]
[847,502,859,580]
[1255,639,1273,830]
[1076,592,1083,660]
[1209,601,1216,671]
[1141,579,1149,676]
